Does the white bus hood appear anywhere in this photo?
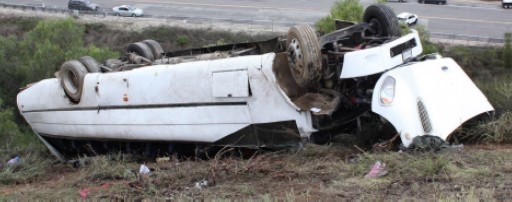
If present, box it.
[372,57,494,147]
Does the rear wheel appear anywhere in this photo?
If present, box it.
[143,39,165,59]
[60,60,88,103]
[78,56,101,73]
[363,4,401,37]
[286,25,322,88]
[127,42,155,61]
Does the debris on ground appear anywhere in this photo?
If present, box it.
[139,164,150,174]
[194,180,209,190]
[364,160,387,178]
[79,183,111,199]
[6,156,20,166]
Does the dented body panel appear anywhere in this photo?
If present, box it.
[371,58,494,147]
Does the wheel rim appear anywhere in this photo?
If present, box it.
[369,18,384,36]
[287,37,304,77]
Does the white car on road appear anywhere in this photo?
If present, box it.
[112,5,143,17]
[397,12,418,25]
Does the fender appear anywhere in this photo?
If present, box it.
[371,57,494,147]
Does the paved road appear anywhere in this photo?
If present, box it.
[2,0,511,39]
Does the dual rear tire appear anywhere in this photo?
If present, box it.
[60,39,164,103]
[126,39,164,61]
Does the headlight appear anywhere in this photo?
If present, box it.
[380,76,395,105]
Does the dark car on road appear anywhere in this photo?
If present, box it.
[68,0,100,11]
[418,0,447,4]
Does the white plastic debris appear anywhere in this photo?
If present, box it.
[6,156,20,166]
[194,179,208,189]
[364,160,387,178]
[310,107,321,113]
[139,164,150,174]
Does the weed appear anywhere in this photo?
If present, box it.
[457,112,512,144]
[176,35,189,47]
[503,33,511,69]
[0,151,53,185]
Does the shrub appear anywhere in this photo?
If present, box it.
[315,0,363,33]
[176,35,189,47]
[414,25,438,54]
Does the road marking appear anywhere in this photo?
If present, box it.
[422,16,512,25]
[116,0,326,12]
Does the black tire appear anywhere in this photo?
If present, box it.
[363,4,401,37]
[286,25,322,88]
[60,60,88,103]
[127,42,155,61]
[114,13,120,16]
[132,13,136,17]
[78,56,101,73]
[143,39,165,59]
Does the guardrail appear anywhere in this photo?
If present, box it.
[0,2,506,45]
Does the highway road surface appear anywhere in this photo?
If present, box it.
[2,0,511,39]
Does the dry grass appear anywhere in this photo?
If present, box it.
[1,141,511,200]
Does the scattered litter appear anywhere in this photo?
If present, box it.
[310,107,321,113]
[194,179,208,189]
[78,183,110,199]
[79,188,90,199]
[6,156,20,166]
[364,160,387,178]
[139,164,150,174]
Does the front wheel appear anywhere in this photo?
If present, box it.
[286,25,322,88]
[363,4,401,37]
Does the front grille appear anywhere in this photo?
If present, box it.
[417,98,432,134]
